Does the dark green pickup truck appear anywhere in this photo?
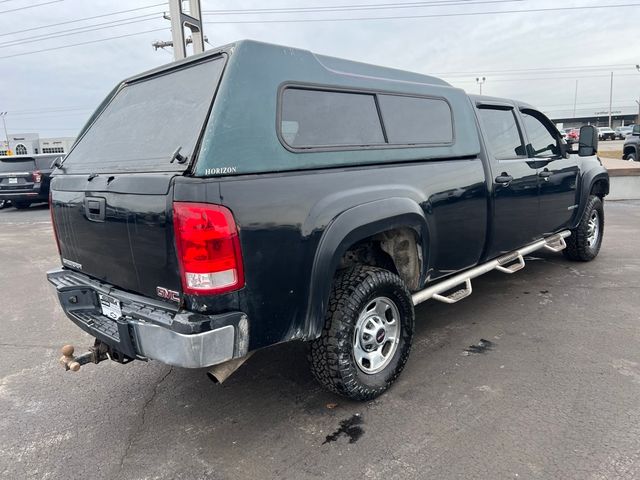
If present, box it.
[48,40,608,400]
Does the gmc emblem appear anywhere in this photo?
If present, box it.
[156,286,180,303]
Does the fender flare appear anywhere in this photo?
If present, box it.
[574,166,609,227]
[303,197,429,339]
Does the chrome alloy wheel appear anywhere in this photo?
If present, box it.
[353,297,400,374]
[586,210,600,248]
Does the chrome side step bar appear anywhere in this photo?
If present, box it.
[412,231,571,306]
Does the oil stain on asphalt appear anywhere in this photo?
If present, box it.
[464,339,494,355]
[323,414,364,444]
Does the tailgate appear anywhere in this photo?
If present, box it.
[0,158,36,191]
[51,174,181,301]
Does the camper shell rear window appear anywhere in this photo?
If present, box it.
[61,55,226,174]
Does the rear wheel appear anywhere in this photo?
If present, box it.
[563,195,604,262]
[0,199,7,209]
[12,201,31,210]
[309,265,414,401]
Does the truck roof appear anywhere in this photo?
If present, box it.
[125,39,452,89]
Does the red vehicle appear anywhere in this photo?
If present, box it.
[564,128,580,141]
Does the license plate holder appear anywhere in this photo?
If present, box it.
[98,293,122,320]
[8,177,18,184]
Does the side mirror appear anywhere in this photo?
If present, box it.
[633,125,640,136]
[50,156,64,169]
[578,125,598,157]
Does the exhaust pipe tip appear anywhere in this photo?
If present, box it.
[206,353,253,384]
[206,371,221,384]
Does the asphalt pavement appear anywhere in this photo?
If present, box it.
[1,200,639,480]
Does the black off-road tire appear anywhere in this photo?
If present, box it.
[626,152,637,162]
[563,195,604,262]
[12,201,31,210]
[308,265,414,401]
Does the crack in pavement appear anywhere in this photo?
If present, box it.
[117,366,173,475]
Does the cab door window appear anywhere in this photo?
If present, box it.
[477,107,526,159]
[521,111,561,158]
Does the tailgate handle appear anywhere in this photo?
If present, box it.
[84,197,106,222]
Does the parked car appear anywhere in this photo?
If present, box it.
[564,127,580,142]
[623,124,640,161]
[0,154,61,209]
[48,40,609,400]
[615,125,633,139]
[597,127,616,141]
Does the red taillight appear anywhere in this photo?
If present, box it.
[32,170,42,183]
[49,192,61,255]
[173,202,244,295]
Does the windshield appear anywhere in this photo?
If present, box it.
[62,56,226,174]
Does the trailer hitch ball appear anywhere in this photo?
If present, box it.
[59,343,107,371]
[59,345,80,371]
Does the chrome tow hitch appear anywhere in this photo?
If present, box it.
[59,342,109,372]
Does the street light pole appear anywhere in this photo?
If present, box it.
[608,72,614,129]
[0,112,9,153]
[476,76,486,95]
[636,64,640,125]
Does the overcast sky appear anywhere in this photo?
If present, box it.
[0,0,639,137]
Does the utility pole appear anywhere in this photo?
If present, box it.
[476,76,486,95]
[168,0,204,61]
[608,71,614,128]
[572,80,579,119]
[0,112,10,155]
[152,1,205,60]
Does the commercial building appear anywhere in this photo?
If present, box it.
[549,105,639,129]
[0,133,75,156]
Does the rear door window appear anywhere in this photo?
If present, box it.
[281,88,385,148]
[63,56,226,174]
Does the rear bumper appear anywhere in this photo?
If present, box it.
[47,268,249,368]
[0,184,46,201]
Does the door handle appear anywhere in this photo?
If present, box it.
[495,174,513,185]
[538,170,553,180]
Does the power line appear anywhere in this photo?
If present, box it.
[0,14,162,48]
[434,64,637,77]
[0,1,514,49]
[7,106,90,115]
[201,2,640,24]
[0,27,168,60]
[0,0,62,15]
[0,3,165,38]
[201,0,524,15]
[447,73,640,83]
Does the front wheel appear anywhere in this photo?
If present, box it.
[626,152,637,162]
[563,195,604,262]
[309,265,414,401]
